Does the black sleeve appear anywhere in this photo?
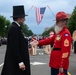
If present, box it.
[9,26,23,64]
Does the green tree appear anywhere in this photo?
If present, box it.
[0,15,11,37]
[22,24,28,36]
[4,20,11,37]
[42,26,54,36]
[22,24,33,36]
[68,6,76,35]
[0,15,6,37]
[0,14,33,37]
[28,30,33,36]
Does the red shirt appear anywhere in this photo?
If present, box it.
[38,27,72,70]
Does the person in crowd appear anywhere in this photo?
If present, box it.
[30,11,72,75]
[31,35,37,55]
[72,30,76,53]
[1,5,31,75]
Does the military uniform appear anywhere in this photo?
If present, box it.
[30,11,72,75]
[38,26,72,74]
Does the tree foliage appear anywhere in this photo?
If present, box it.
[42,26,54,36]
[22,24,33,36]
[0,15,33,37]
[5,20,11,36]
[0,15,6,37]
[68,6,76,35]
[0,15,11,37]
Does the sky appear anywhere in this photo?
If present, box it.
[0,0,76,34]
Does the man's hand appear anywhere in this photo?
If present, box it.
[19,64,26,71]
[30,40,38,47]
[59,67,64,73]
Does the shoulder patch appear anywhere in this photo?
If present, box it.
[64,39,69,47]
[64,34,69,36]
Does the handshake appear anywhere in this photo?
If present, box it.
[30,40,39,47]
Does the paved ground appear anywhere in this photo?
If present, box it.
[0,45,76,75]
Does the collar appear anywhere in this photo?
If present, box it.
[57,26,67,34]
[60,26,67,33]
[14,21,20,27]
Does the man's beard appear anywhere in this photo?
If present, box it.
[54,25,63,33]
[19,22,24,26]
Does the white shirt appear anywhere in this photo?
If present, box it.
[14,21,20,27]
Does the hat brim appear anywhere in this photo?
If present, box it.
[10,14,28,18]
[53,17,68,21]
[25,14,28,16]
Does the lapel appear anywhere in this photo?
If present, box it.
[12,22,22,30]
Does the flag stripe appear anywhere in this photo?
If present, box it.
[35,7,46,24]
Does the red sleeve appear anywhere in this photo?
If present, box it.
[60,33,72,67]
[38,35,55,46]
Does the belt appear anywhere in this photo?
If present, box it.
[53,48,61,50]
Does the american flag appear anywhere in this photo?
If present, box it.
[35,7,46,25]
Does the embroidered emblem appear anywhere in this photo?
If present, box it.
[56,35,61,40]
[65,34,69,36]
[62,52,68,58]
[64,39,69,46]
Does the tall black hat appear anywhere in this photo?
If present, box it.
[11,5,28,17]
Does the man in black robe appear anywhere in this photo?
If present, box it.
[1,5,31,75]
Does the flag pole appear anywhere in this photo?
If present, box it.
[47,5,55,17]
